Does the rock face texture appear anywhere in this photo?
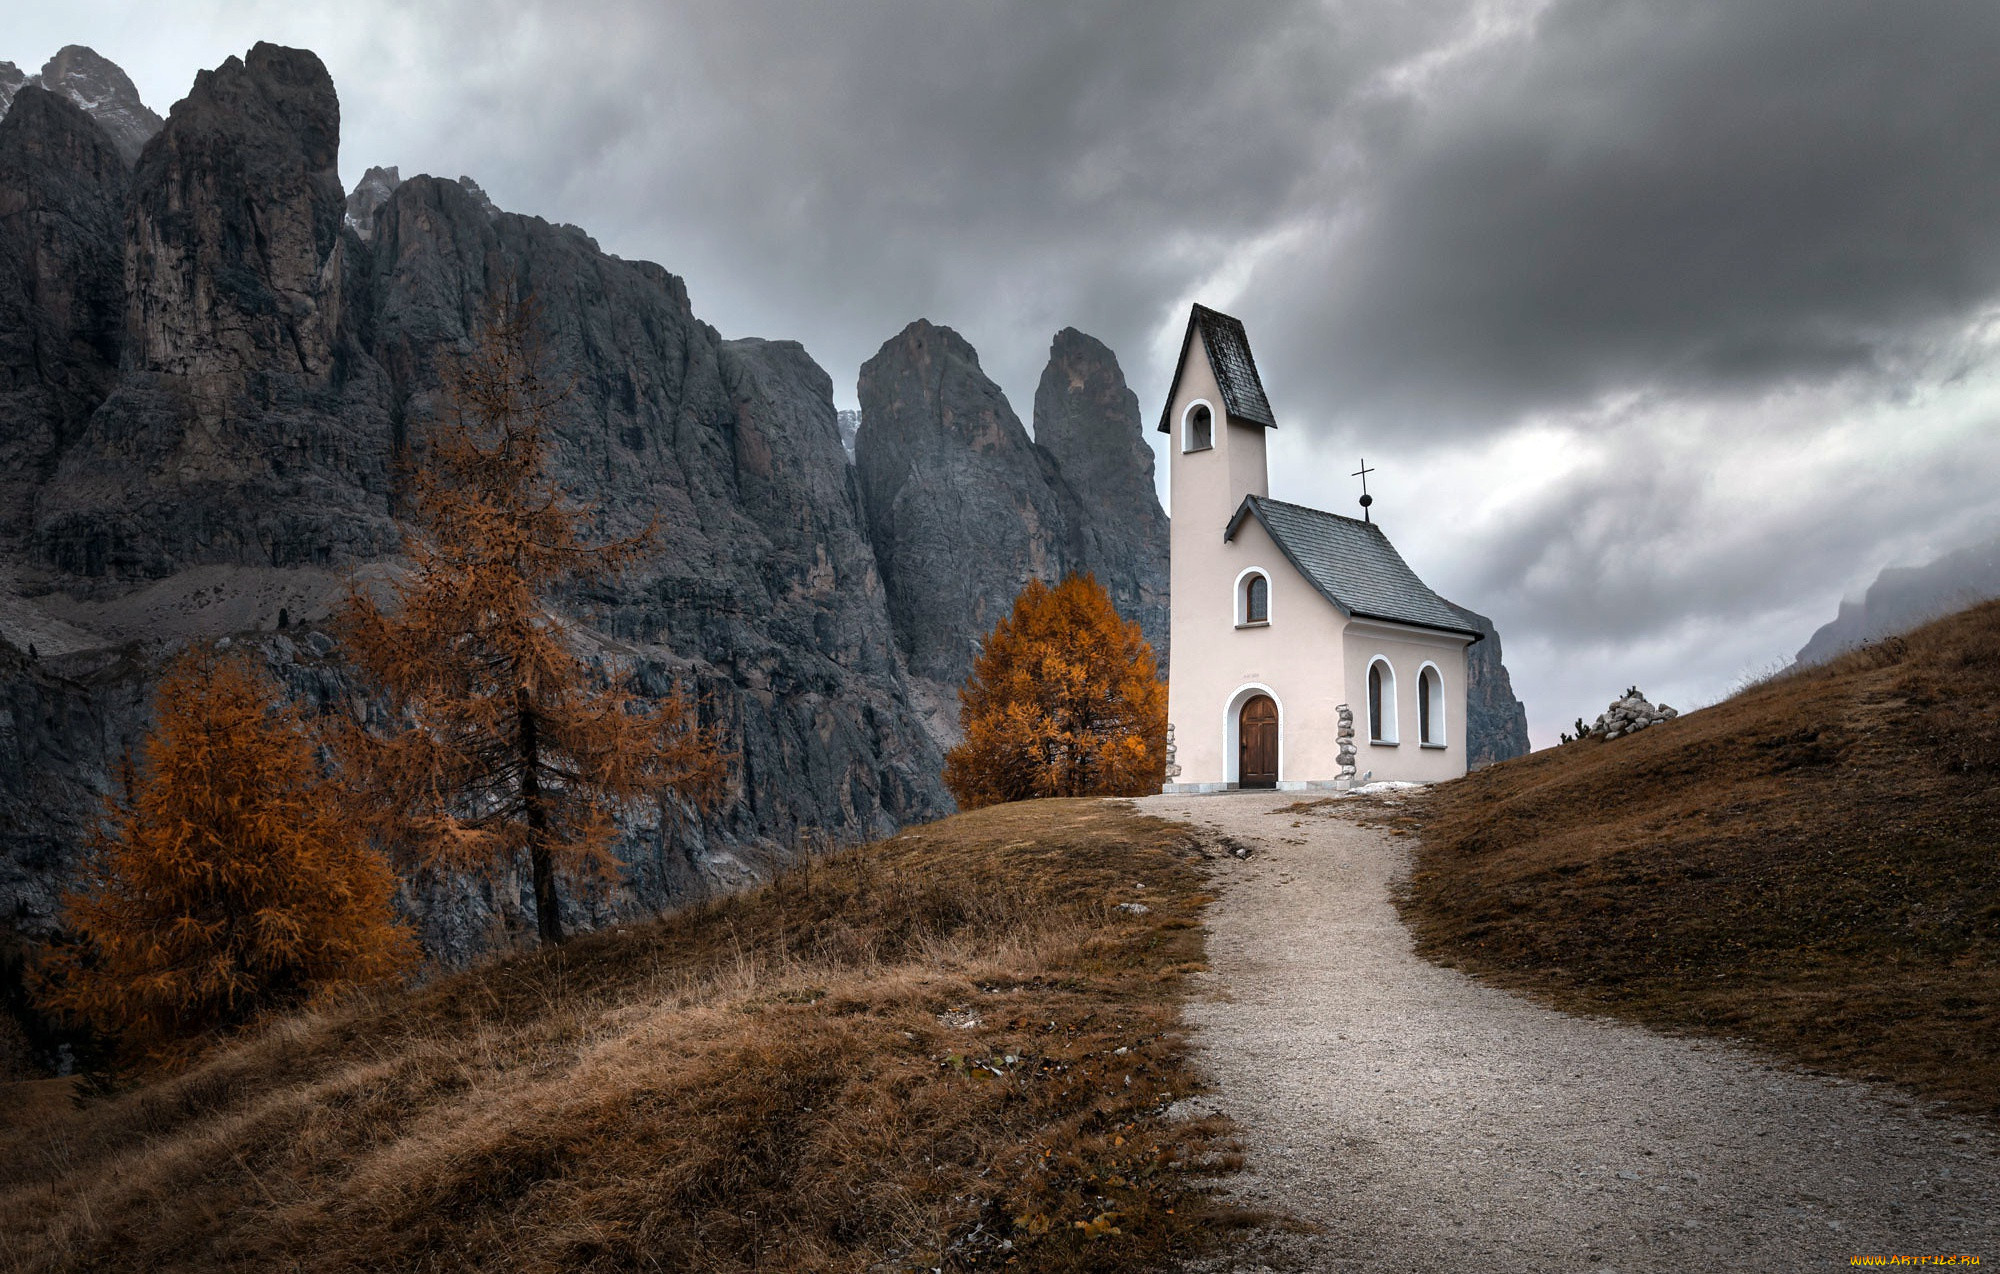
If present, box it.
[0,64,26,117]
[28,46,163,164]
[1795,534,2000,666]
[0,43,945,963]
[1032,326,1170,666]
[343,163,400,237]
[1445,602,1532,766]
[0,88,129,552]
[855,320,1085,733]
[36,44,398,582]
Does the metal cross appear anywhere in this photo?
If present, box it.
[1352,459,1376,522]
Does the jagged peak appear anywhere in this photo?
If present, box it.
[162,43,339,176]
[0,61,26,117]
[871,318,984,372]
[345,164,402,239]
[27,45,160,164]
[456,175,501,220]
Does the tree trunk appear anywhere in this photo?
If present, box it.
[518,688,564,945]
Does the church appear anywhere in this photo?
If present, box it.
[1158,304,1481,793]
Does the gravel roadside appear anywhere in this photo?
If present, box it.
[1141,789,1999,1273]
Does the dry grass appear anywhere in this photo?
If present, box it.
[0,799,1241,1272]
[1398,601,2000,1119]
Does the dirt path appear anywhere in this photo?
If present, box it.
[1140,790,1999,1273]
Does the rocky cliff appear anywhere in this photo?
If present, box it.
[1445,601,1532,766]
[0,64,25,117]
[0,88,129,553]
[0,43,946,961]
[343,162,399,237]
[0,46,162,165]
[854,320,1089,738]
[37,44,399,582]
[1031,327,1170,665]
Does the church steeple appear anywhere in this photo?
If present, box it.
[1161,303,1273,533]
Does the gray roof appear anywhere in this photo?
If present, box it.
[1156,304,1278,433]
[1226,496,1484,640]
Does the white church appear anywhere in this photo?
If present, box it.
[1158,303,1481,793]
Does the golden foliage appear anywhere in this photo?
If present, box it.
[944,574,1166,808]
[32,649,416,1065]
[339,299,727,945]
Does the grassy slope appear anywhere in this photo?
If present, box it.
[0,800,1243,1273]
[1399,601,2000,1117]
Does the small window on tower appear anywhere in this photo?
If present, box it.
[1184,403,1213,453]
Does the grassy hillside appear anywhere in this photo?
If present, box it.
[0,800,1243,1273]
[1399,601,2000,1116]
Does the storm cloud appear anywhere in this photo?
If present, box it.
[19,0,2000,742]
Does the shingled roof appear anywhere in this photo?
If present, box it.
[1225,495,1483,640]
[1155,304,1278,434]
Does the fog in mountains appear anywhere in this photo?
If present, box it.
[1796,534,2000,667]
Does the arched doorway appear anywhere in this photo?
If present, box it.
[1238,694,1279,789]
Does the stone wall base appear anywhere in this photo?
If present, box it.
[1160,777,1353,796]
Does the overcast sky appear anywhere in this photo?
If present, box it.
[17,0,2000,745]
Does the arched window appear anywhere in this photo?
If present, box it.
[1183,402,1213,453]
[1418,664,1444,745]
[1240,572,1269,625]
[1368,659,1397,743]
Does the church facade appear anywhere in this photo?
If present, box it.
[1158,304,1481,793]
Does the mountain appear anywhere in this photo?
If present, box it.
[1444,601,1531,767]
[0,43,945,958]
[1795,533,2000,666]
[854,320,1090,740]
[1032,327,1171,665]
[0,46,162,165]
[0,64,25,116]
[343,162,399,237]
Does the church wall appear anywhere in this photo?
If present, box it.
[1342,617,1471,784]
[1167,513,1351,788]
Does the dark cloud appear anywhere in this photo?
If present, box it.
[1256,0,2000,434]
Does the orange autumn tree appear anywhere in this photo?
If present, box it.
[339,299,726,946]
[943,573,1167,808]
[34,649,415,1063]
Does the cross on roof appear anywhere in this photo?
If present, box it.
[1352,459,1376,522]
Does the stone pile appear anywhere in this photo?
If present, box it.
[1336,704,1358,783]
[1587,690,1678,741]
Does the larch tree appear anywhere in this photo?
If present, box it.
[943,573,1167,808]
[338,299,727,946]
[34,649,416,1064]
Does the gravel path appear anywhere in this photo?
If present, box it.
[1140,790,1999,1273]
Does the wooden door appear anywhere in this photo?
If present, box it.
[1239,695,1278,789]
